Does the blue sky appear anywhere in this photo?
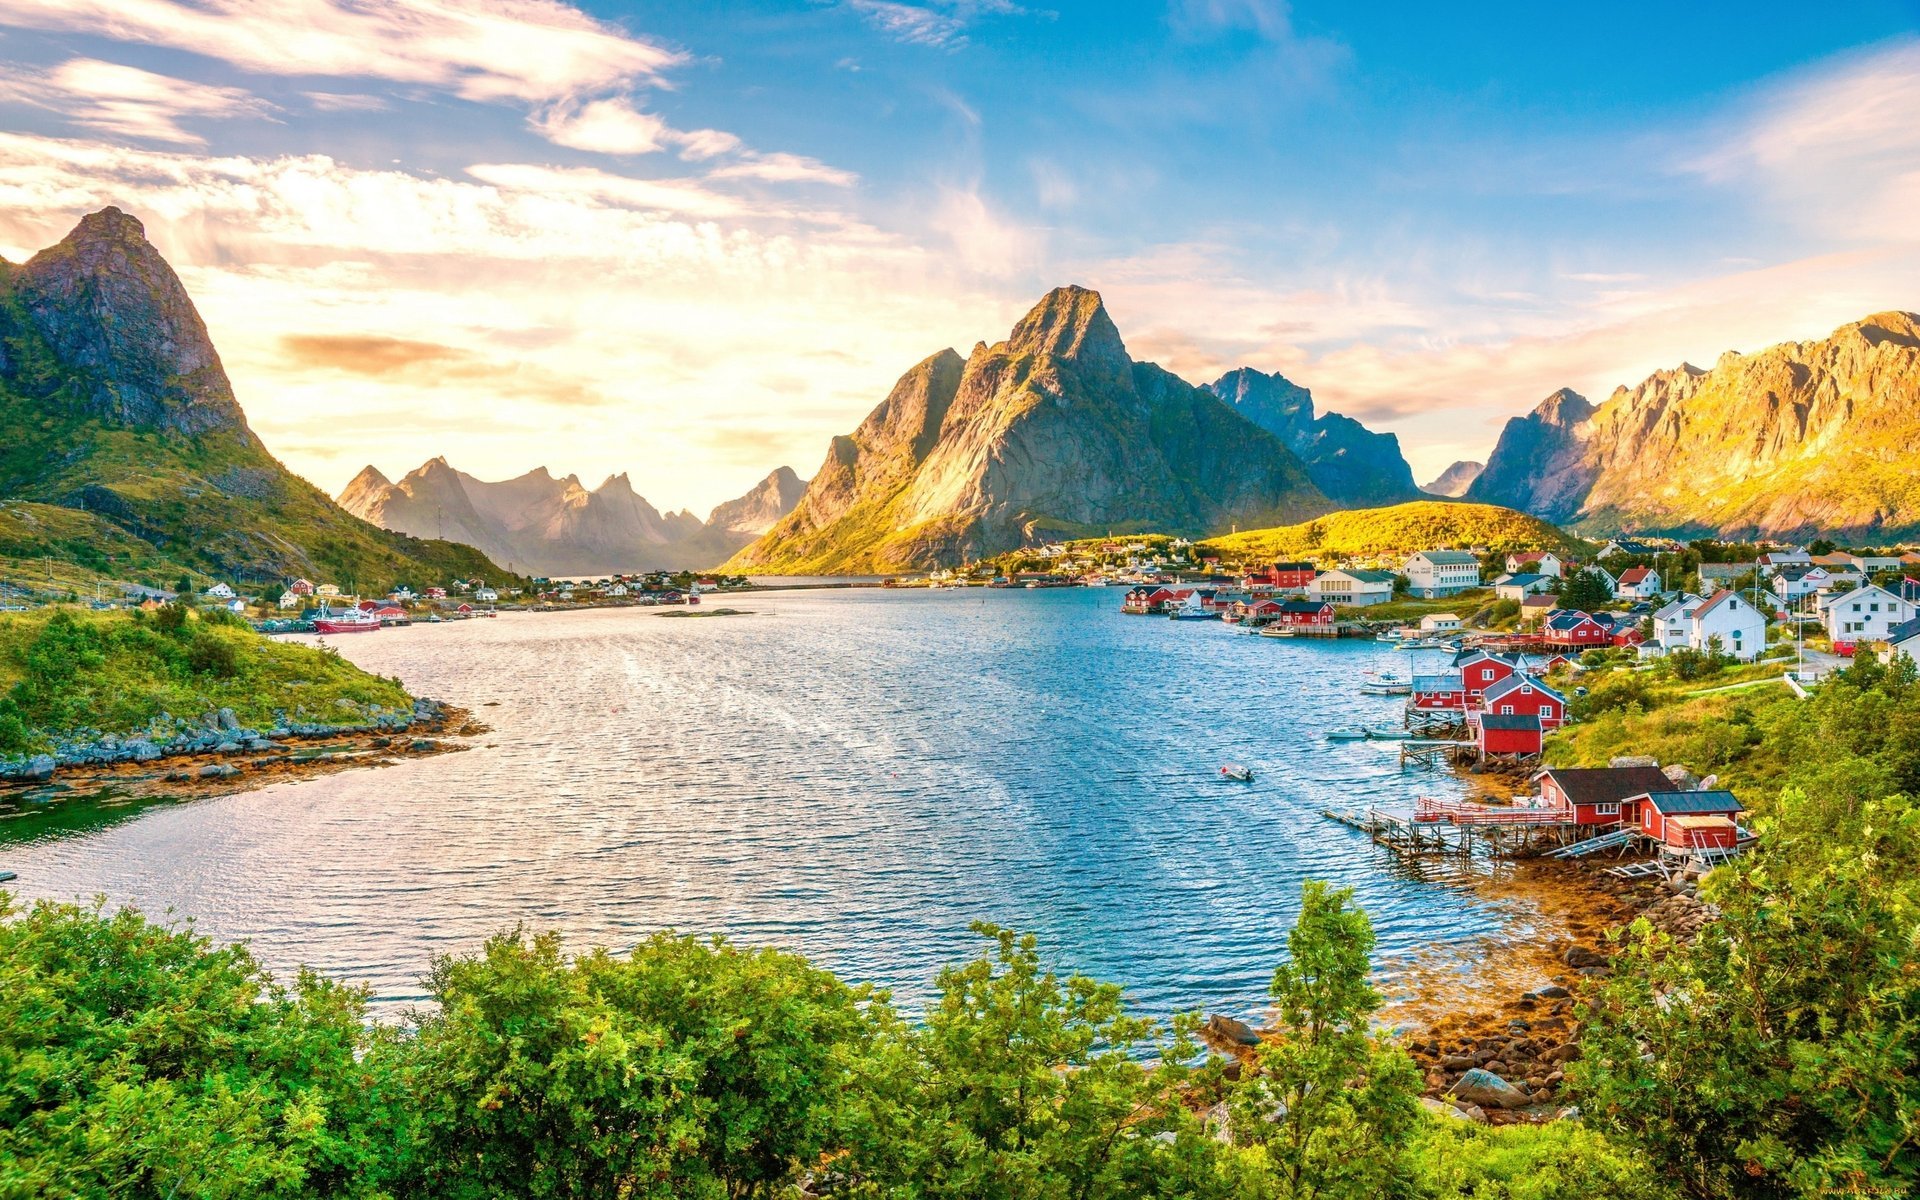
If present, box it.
[1,1,1917,508]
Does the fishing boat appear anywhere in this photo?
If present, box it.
[1358,670,1411,695]
[313,608,380,635]
[1219,763,1255,782]
[1258,625,1295,638]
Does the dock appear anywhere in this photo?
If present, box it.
[1399,738,1474,770]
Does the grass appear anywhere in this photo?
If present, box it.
[0,607,411,755]
[1198,500,1583,563]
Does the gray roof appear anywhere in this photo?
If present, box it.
[1412,673,1461,691]
[1481,673,1566,704]
[1480,712,1543,731]
[1338,569,1398,584]
[1642,790,1743,815]
[1887,617,1920,645]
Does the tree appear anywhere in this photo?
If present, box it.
[0,895,391,1199]
[1573,789,1920,1199]
[173,572,194,596]
[1228,883,1423,1200]
[1806,538,1837,556]
[1559,568,1615,612]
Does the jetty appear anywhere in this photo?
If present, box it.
[1322,794,1588,860]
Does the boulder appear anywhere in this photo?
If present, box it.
[1449,1067,1531,1110]
[216,707,240,731]
[1535,984,1571,1000]
[1204,1013,1262,1048]
[1421,1097,1483,1123]
[214,741,244,754]
[1563,945,1608,969]
[23,754,56,782]
[197,763,239,779]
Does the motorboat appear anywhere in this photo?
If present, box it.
[1220,763,1255,782]
[1325,728,1370,741]
[1358,670,1411,695]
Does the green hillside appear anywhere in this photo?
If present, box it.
[1197,500,1581,562]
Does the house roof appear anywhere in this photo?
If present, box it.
[1413,550,1480,566]
[1270,561,1315,571]
[1479,712,1543,731]
[1481,672,1566,705]
[1886,617,1920,645]
[1545,610,1599,630]
[1541,766,1674,806]
[1412,672,1462,692]
[1500,573,1547,588]
[1521,593,1556,608]
[1693,589,1750,618]
[1618,566,1653,585]
[1641,790,1743,815]
[1276,599,1329,613]
[1333,569,1398,584]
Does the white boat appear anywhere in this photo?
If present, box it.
[1325,728,1370,741]
[1358,670,1411,696]
[1220,763,1255,782]
[1258,625,1295,638]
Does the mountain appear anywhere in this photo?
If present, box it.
[1467,312,1920,539]
[727,287,1332,574]
[1197,500,1579,563]
[1204,368,1420,505]
[338,461,802,575]
[1422,461,1483,497]
[0,207,508,588]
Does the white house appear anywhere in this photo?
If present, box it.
[1651,594,1705,653]
[1757,551,1811,572]
[1883,618,1920,667]
[1599,538,1663,559]
[1768,565,1831,604]
[204,582,236,599]
[1493,573,1554,601]
[1690,589,1768,661]
[1821,584,1919,646]
[316,583,342,598]
[1613,566,1663,601]
[1308,568,1395,607]
[475,587,500,602]
[1420,613,1462,632]
[389,586,417,602]
[277,590,303,610]
[1403,550,1482,598]
[1504,551,1563,579]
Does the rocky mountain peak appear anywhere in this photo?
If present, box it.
[1847,310,1920,349]
[1532,387,1593,427]
[1006,285,1128,370]
[1421,460,1483,498]
[1203,365,1417,507]
[13,206,252,439]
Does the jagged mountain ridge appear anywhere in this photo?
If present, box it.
[727,286,1333,574]
[0,207,508,587]
[1204,368,1420,506]
[339,460,803,574]
[1466,312,1920,538]
[1421,460,1483,497]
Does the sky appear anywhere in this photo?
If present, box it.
[1,1,1918,513]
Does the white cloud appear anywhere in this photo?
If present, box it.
[532,97,670,155]
[709,152,859,187]
[0,0,683,104]
[846,1,969,49]
[0,57,271,145]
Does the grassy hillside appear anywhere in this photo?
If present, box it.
[0,260,515,594]
[0,607,410,756]
[1197,500,1581,562]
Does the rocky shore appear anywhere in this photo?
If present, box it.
[0,698,483,801]
[1202,855,1720,1126]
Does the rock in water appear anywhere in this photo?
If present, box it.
[1203,1013,1263,1048]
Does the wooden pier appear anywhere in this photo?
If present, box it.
[1321,796,1588,861]
[1400,738,1473,770]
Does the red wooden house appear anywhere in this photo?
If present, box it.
[1410,672,1467,711]
[1542,610,1613,649]
[1477,673,1567,729]
[1628,790,1744,850]
[1477,712,1544,756]
[1273,599,1335,627]
[1455,651,1522,702]
[1537,765,1672,827]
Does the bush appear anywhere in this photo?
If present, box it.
[186,631,239,678]
[1416,1121,1678,1199]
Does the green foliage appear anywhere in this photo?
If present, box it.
[1664,646,1728,682]
[1200,501,1581,565]
[0,608,411,752]
[1415,1121,1678,1200]
[1573,789,1920,1198]
[1232,883,1424,1200]
[1558,569,1615,612]
[0,894,392,1200]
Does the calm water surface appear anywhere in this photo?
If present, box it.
[4,589,1537,1020]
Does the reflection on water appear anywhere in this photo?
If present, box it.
[3,589,1523,1021]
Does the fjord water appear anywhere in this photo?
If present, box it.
[4,590,1538,1021]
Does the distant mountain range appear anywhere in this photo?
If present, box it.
[727,287,1337,574]
[1422,461,1483,497]
[338,461,805,575]
[1204,368,1420,506]
[0,207,506,588]
[1467,312,1920,539]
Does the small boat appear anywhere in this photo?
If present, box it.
[1220,763,1255,782]
[1325,728,1370,741]
[1358,670,1411,695]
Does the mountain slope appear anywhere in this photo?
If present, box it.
[1467,312,1920,538]
[0,208,508,589]
[339,460,802,574]
[1197,500,1579,563]
[1205,368,1420,505]
[728,287,1332,574]
[1422,460,1483,497]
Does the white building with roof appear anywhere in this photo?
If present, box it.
[1403,550,1482,598]
[1821,584,1918,646]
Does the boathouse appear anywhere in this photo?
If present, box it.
[1537,765,1672,826]
[1477,712,1544,758]
[1273,599,1335,627]
[1477,673,1567,729]
[1410,672,1467,711]
[1630,790,1745,849]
